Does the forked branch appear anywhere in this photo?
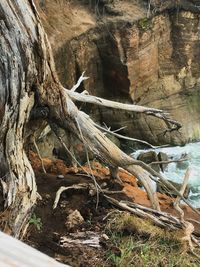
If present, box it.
[65,89,181,132]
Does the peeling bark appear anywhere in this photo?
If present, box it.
[0,0,57,236]
[0,0,188,237]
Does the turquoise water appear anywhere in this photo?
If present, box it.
[132,142,200,208]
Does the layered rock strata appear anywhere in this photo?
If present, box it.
[35,0,200,160]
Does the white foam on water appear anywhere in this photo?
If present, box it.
[132,142,200,208]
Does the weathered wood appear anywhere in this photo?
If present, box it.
[0,0,196,238]
[66,90,164,113]
[104,195,200,243]
[173,168,197,254]
[49,103,161,211]
[0,0,60,236]
[60,232,101,248]
[66,82,181,132]
[53,184,89,209]
[0,0,41,236]
[0,231,69,267]
[0,0,68,236]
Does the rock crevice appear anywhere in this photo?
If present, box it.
[35,0,200,155]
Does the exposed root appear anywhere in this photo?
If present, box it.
[75,118,100,209]
[50,124,80,172]
[53,183,91,209]
[68,133,78,171]
[51,122,102,207]
[122,158,200,217]
[52,179,200,255]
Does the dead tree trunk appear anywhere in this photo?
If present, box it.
[0,0,55,236]
[0,0,184,237]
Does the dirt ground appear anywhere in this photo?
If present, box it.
[23,152,200,267]
[26,152,138,267]
[26,172,107,267]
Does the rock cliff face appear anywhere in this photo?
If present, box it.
[35,0,200,149]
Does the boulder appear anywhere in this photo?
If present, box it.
[158,151,169,172]
[176,153,189,170]
[65,210,84,230]
[137,151,160,172]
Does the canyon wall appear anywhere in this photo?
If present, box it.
[35,0,200,157]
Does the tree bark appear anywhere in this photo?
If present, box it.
[0,0,56,237]
[0,0,184,237]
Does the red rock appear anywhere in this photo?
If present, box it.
[29,151,68,174]
[123,184,151,207]
[118,170,138,187]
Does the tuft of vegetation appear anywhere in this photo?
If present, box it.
[138,18,152,31]
[102,212,200,267]
[29,213,43,231]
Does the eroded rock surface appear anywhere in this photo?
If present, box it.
[35,0,200,156]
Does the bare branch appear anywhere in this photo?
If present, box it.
[70,71,89,92]
[95,123,168,149]
[149,157,189,166]
[66,89,164,113]
[65,89,181,132]
[53,184,89,209]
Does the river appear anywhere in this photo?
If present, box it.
[132,142,200,208]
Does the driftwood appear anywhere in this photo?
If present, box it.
[60,232,101,248]
[0,231,69,267]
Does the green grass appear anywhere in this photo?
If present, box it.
[138,18,152,31]
[29,213,43,231]
[102,212,200,267]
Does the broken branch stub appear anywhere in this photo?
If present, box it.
[70,71,89,92]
